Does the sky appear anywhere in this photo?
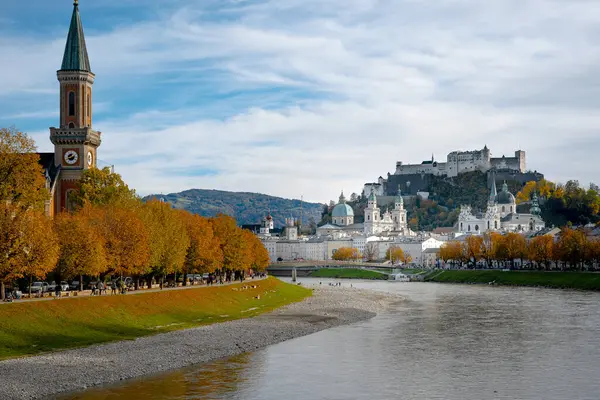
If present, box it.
[1,0,599,204]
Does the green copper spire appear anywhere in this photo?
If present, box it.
[61,1,91,72]
[531,192,542,216]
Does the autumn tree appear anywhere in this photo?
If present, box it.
[55,210,107,290]
[332,247,359,261]
[553,228,587,270]
[20,210,60,295]
[0,204,58,299]
[70,166,138,209]
[386,247,406,264]
[138,200,189,287]
[0,127,48,209]
[502,233,527,268]
[211,214,245,275]
[178,211,223,285]
[440,241,464,267]
[464,235,484,265]
[527,235,554,270]
[86,205,150,278]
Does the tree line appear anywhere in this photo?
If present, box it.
[0,127,269,299]
[331,245,412,264]
[440,229,600,271]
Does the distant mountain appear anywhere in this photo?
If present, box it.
[144,189,324,228]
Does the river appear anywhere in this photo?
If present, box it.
[62,280,600,399]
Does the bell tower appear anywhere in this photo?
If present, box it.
[50,1,101,212]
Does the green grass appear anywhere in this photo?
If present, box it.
[425,270,600,290]
[310,268,388,280]
[0,277,311,360]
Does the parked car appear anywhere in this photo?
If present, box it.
[27,282,48,294]
[60,281,69,291]
[47,281,57,292]
[69,280,80,291]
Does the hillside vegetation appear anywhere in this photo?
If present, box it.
[145,189,323,228]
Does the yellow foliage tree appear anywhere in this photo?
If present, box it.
[87,205,150,278]
[332,247,360,261]
[55,210,107,290]
[178,211,223,284]
[0,127,48,209]
[211,214,245,273]
[138,200,189,286]
[464,235,484,263]
[69,166,138,209]
[385,247,406,264]
[527,235,554,270]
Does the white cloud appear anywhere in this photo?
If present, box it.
[2,0,600,203]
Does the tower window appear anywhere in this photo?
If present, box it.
[87,94,91,121]
[68,92,76,116]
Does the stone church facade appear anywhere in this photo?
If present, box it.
[39,1,101,216]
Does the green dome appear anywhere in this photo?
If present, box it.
[495,182,515,205]
[332,203,354,217]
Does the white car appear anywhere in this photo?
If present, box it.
[27,282,48,294]
[59,281,69,291]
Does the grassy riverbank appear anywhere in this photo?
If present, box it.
[310,268,388,280]
[425,270,600,290]
[0,277,311,360]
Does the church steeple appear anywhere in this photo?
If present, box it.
[489,174,497,203]
[61,1,91,72]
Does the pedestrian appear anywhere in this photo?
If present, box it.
[96,280,103,296]
[111,280,117,295]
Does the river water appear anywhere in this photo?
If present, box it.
[63,280,600,400]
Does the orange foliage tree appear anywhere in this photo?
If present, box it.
[54,210,107,291]
[333,247,360,261]
[178,211,223,284]
[527,235,554,270]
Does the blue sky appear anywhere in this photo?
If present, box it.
[1,0,600,203]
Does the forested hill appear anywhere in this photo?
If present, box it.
[143,189,324,228]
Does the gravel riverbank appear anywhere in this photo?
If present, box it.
[0,286,402,400]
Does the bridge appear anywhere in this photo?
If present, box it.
[267,261,396,278]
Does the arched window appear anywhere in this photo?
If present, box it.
[87,94,91,122]
[487,221,490,230]
[468,225,471,231]
[68,122,75,128]
[502,206,505,213]
[495,220,498,229]
[511,206,514,213]
[475,225,479,231]
[368,215,370,221]
[68,92,76,116]
[394,216,398,222]
[460,222,463,230]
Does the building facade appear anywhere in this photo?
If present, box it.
[457,180,545,234]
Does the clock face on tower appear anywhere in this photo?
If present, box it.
[87,151,93,167]
[64,150,79,165]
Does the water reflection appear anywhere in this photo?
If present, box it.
[63,353,261,400]
[64,281,600,400]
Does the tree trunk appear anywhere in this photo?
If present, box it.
[0,281,5,301]
[79,274,83,292]
[134,278,139,291]
[147,276,152,289]
[160,275,164,290]
[29,276,32,297]
[183,272,188,287]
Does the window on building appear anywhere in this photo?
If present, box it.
[460,222,463,230]
[502,206,505,213]
[468,225,471,231]
[487,221,490,230]
[475,225,479,231]
[368,215,370,221]
[495,220,498,229]
[68,92,76,116]
[87,94,91,120]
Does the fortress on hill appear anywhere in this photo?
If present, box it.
[364,146,540,198]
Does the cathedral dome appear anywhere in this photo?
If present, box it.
[495,182,515,204]
[332,191,354,217]
[332,203,354,217]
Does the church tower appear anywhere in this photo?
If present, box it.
[364,192,380,235]
[50,1,101,212]
[392,189,407,231]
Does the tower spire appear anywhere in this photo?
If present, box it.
[489,172,497,203]
[61,0,91,72]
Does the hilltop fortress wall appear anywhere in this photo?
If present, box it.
[364,147,530,197]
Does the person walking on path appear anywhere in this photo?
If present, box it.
[96,281,103,296]
[111,280,117,295]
